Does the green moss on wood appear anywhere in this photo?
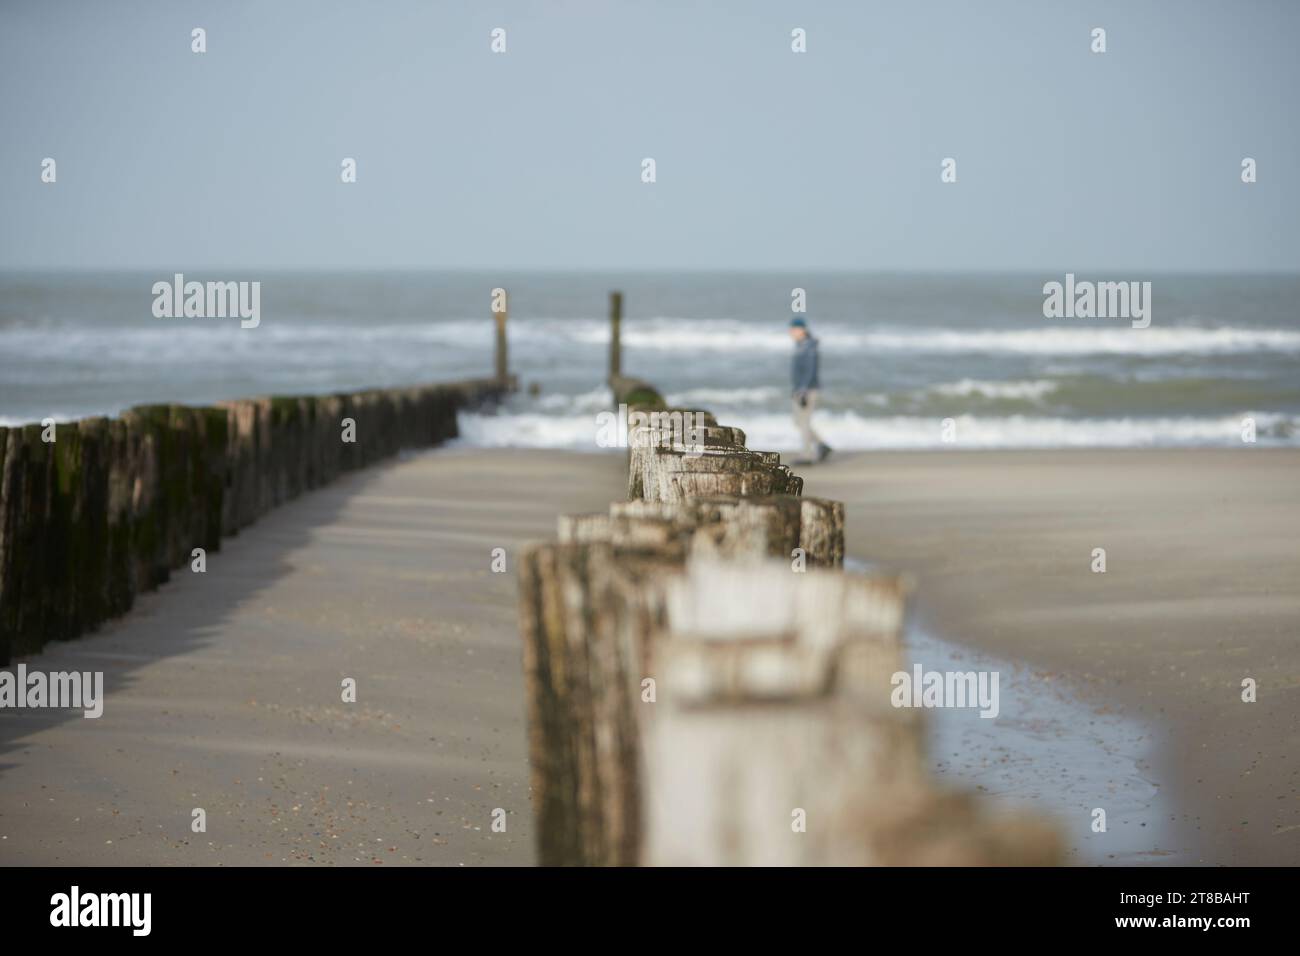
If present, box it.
[621,387,666,410]
[1,381,511,660]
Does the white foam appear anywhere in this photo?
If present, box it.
[929,378,1060,401]
[863,326,1300,356]
[665,386,785,405]
[454,411,615,451]
[559,318,1300,356]
[533,386,612,413]
[460,407,1299,451]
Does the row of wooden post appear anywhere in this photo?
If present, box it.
[491,289,628,396]
[0,377,513,665]
[514,299,1063,866]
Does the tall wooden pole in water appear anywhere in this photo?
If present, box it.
[494,295,509,383]
[608,291,622,382]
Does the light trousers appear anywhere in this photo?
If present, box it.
[792,389,823,459]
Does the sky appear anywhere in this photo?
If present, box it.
[1,0,1297,272]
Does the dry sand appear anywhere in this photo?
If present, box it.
[808,448,1300,866]
[0,448,624,865]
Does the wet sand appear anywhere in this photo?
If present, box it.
[908,623,1175,865]
[0,448,625,865]
[813,448,1300,866]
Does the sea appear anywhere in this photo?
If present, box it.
[3,271,1299,451]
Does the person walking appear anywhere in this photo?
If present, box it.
[789,317,831,465]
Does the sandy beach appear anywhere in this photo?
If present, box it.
[0,448,624,866]
[1,445,1295,866]
[809,447,1300,866]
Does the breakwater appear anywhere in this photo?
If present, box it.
[0,378,511,664]
[517,384,1063,865]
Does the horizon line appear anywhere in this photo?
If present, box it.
[4,266,1300,278]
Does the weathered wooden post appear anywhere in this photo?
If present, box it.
[640,560,1062,866]
[516,371,1064,867]
[608,291,624,385]
[605,291,621,385]
[493,289,509,384]
[518,494,840,866]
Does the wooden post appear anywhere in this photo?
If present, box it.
[516,372,1065,867]
[519,495,836,866]
[608,291,622,382]
[494,302,509,384]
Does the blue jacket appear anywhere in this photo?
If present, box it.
[791,335,820,394]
